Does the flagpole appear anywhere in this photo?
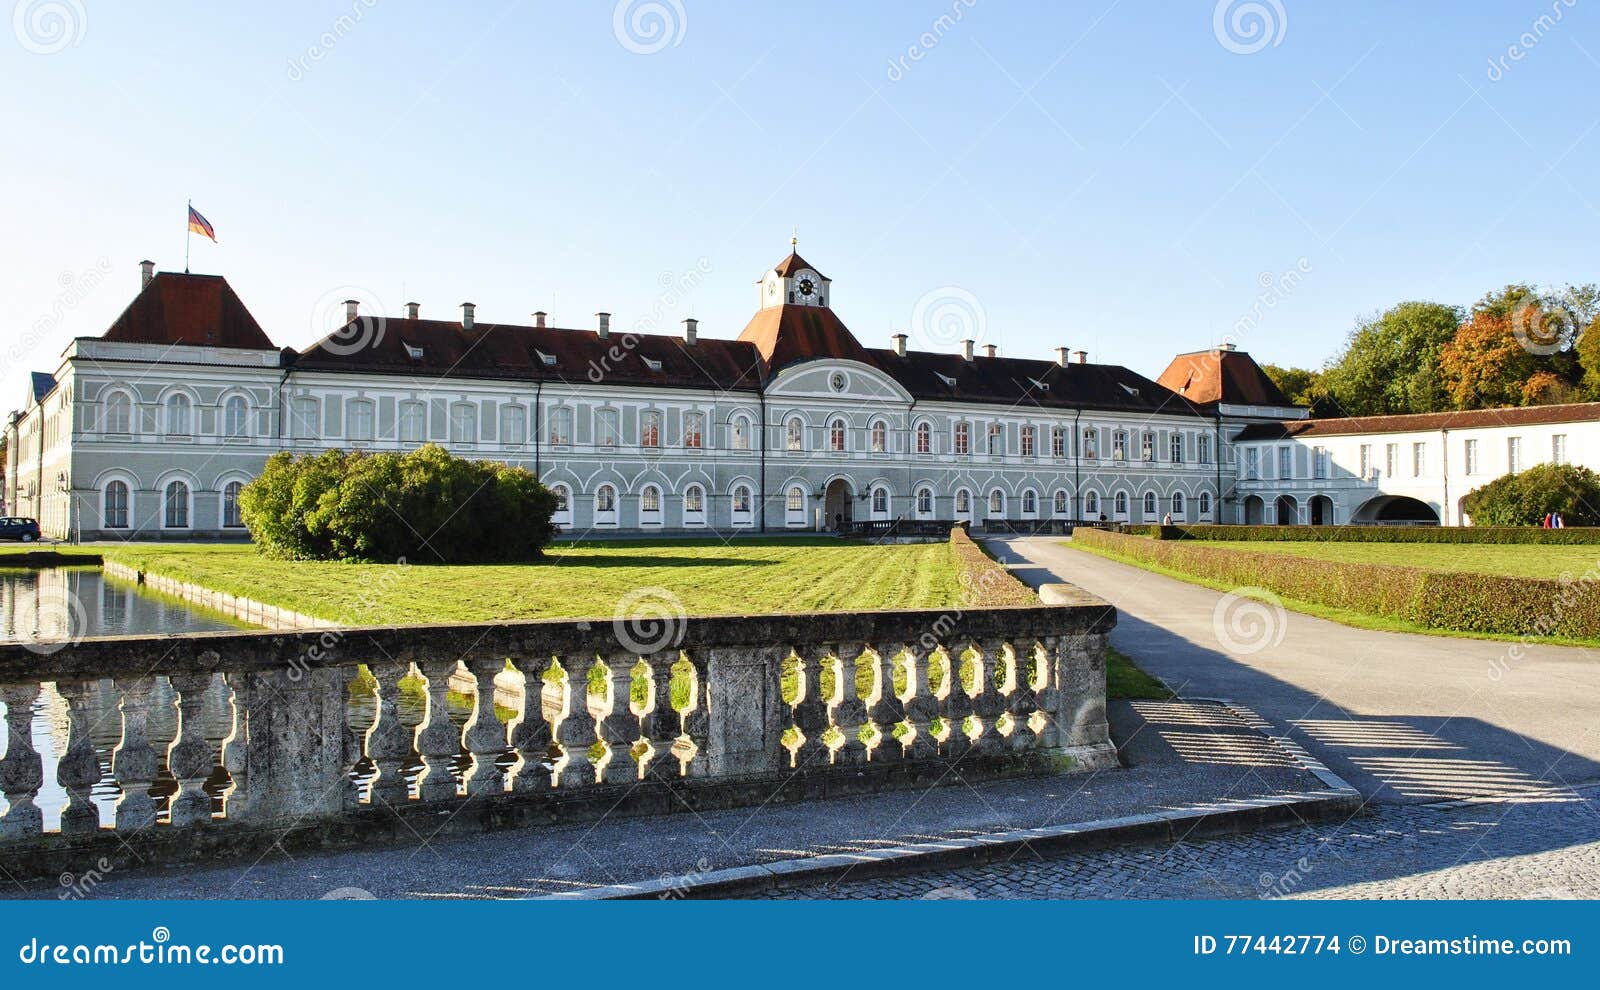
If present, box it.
[185,199,192,274]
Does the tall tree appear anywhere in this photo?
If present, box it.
[1319,301,1461,416]
[1578,312,1600,399]
[1438,285,1583,409]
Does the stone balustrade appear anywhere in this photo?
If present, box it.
[0,599,1116,881]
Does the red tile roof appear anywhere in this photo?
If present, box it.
[1236,402,1600,441]
[771,252,825,279]
[1156,347,1292,408]
[736,303,872,369]
[97,272,277,350]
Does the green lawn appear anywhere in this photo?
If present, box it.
[100,539,971,625]
[1186,539,1599,580]
[1106,647,1172,700]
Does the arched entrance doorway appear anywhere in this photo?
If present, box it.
[1351,495,1439,525]
[1274,495,1298,525]
[1310,495,1334,526]
[824,478,854,530]
[1243,495,1265,524]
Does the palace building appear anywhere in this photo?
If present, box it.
[7,248,1595,540]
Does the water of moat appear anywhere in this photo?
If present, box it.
[0,567,494,830]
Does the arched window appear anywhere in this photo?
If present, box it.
[103,391,132,434]
[955,489,971,514]
[551,484,571,514]
[640,485,662,521]
[165,393,192,436]
[684,485,705,515]
[1053,490,1069,515]
[103,480,129,529]
[347,398,375,441]
[732,485,752,514]
[1114,491,1129,516]
[291,396,319,439]
[786,487,805,512]
[1172,492,1185,516]
[399,401,426,443]
[1142,491,1157,517]
[829,418,846,452]
[988,489,1004,514]
[914,421,931,454]
[916,488,933,515]
[1084,491,1100,515]
[223,395,249,438]
[596,485,617,514]
[449,403,477,444]
[1199,492,1213,516]
[1022,490,1037,515]
[163,480,190,528]
[732,415,752,451]
[870,420,888,453]
[641,410,661,448]
[223,481,245,528]
[872,487,889,514]
[499,404,527,445]
[786,417,804,451]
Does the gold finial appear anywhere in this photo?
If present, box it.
[790,228,798,251]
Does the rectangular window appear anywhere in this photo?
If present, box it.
[549,407,573,445]
[1113,431,1128,460]
[1359,444,1373,479]
[1553,434,1568,465]
[1412,442,1425,477]
[597,409,619,447]
[1464,438,1479,475]
[1020,426,1035,457]
[499,405,527,445]
[684,412,704,449]
[1082,427,1098,458]
[641,411,661,448]
[1197,434,1211,464]
[1245,447,1260,480]
[1278,446,1293,479]
[347,400,375,442]
[1170,433,1184,464]
[292,397,319,439]
[1051,427,1066,458]
[399,402,425,443]
[1141,432,1155,461]
[1386,443,1399,479]
[1313,446,1328,479]
[1507,436,1521,473]
[987,423,1003,455]
[954,422,969,455]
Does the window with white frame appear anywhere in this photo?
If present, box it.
[399,401,425,443]
[640,485,662,520]
[1199,491,1212,516]
[1277,446,1293,479]
[596,408,620,447]
[870,420,887,453]
[1553,434,1568,464]
[1022,490,1037,515]
[987,423,1004,455]
[988,489,1004,514]
[104,391,132,433]
[1170,433,1184,464]
[1112,430,1128,460]
[1142,491,1157,517]
[786,417,804,451]
[1020,425,1036,457]
[1197,433,1211,463]
[786,486,805,512]
[1050,426,1065,458]
[915,421,932,454]
[1313,446,1329,479]
[1082,427,1098,458]
[549,406,573,445]
[103,480,129,529]
[500,404,526,445]
[449,403,477,444]
[347,399,375,442]
[1141,431,1155,461]
[223,481,245,528]
[732,415,751,451]
[955,489,971,514]
[1053,490,1068,515]
[1385,443,1399,478]
[1507,436,1521,473]
[163,480,189,528]
[954,422,970,455]
[1464,438,1479,475]
[641,410,661,448]
[732,485,752,515]
[1084,491,1100,516]
[1412,442,1425,477]
[684,412,705,449]
[1114,491,1129,516]
[916,487,933,515]
[224,395,248,438]
[829,418,846,452]
[684,485,705,516]
[871,487,888,515]
[1245,447,1260,480]
[1171,492,1185,517]
[292,396,319,439]
[595,485,617,515]
[1360,444,1373,479]
[551,484,571,516]
[165,393,192,436]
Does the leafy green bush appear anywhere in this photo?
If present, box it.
[1126,523,1600,544]
[1074,528,1600,639]
[1460,463,1600,527]
[239,444,558,563]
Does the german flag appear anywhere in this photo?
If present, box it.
[187,205,216,242]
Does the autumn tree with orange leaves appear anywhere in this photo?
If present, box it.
[1438,285,1586,410]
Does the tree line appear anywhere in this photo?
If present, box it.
[1262,283,1600,418]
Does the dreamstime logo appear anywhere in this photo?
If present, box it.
[612,0,686,55]
[1212,0,1286,55]
[7,257,113,371]
[1511,296,1576,356]
[1486,0,1579,82]
[613,586,686,655]
[309,285,388,356]
[1225,257,1312,348]
[1212,587,1287,655]
[12,0,86,54]
[910,286,986,350]
[19,588,87,656]
[286,0,379,81]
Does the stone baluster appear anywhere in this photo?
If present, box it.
[832,643,870,765]
[0,683,43,838]
[463,655,509,796]
[865,645,906,762]
[55,679,103,834]
[968,641,1008,758]
[678,652,711,777]
[366,661,414,806]
[789,648,829,769]
[554,657,598,788]
[415,659,462,802]
[510,656,553,792]
[221,673,253,820]
[112,676,160,830]
[166,673,217,826]
[1033,638,1063,749]
[1007,643,1042,752]
[902,646,939,761]
[643,651,681,780]
[944,644,979,759]
[599,653,640,784]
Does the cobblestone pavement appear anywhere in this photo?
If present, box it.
[761,785,1600,899]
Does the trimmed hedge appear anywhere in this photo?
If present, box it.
[950,526,1040,607]
[1122,524,1600,545]
[1074,528,1600,640]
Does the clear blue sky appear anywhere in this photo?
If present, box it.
[3,0,1597,407]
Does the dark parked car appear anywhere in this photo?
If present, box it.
[0,517,42,542]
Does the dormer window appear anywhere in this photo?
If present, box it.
[642,357,663,371]
[1028,377,1050,391]
[404,343,424,360]
[935,372,957,388]
[535,349,557,367]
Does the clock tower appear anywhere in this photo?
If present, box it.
[758,236,831,309]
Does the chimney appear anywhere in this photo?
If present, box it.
[534,311,547,329]
[404,301,420,319]
[961,338,975,361]
[460,302,476,330]
[344,299,360,324]
[1073,350,1088,365]
[682,317,698,346]
[1218,341,1237,352]
[891,333,908,357]
[1055,346,1070,367]
[982,344,998,359]
[139,260,155,289]
[596,312,611,339]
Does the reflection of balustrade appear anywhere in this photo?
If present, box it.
[0,603,1116,878]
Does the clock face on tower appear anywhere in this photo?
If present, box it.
[796,274,817,297]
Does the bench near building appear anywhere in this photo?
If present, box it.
[7,246,1595,537]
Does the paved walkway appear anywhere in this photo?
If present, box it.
[987,537,1600,805]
